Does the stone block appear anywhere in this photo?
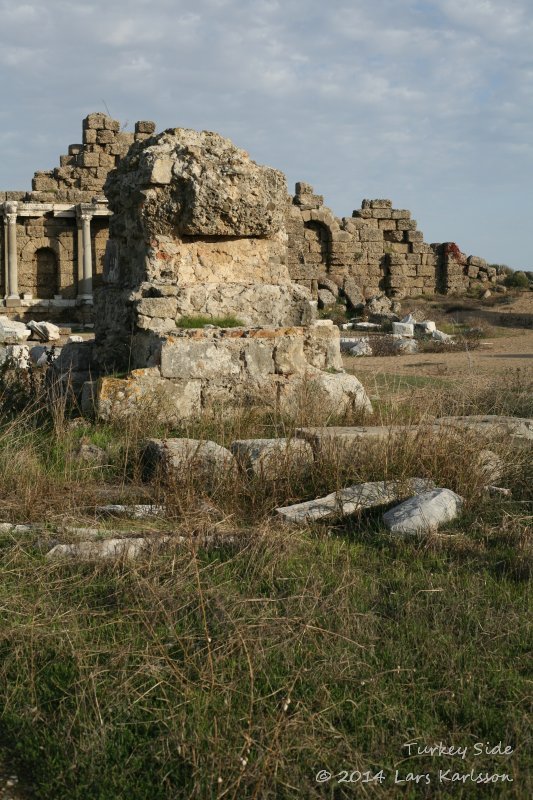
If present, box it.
[383,488,464,535]
[99,153,116,168]
[84,113,108,129]
[274,336,307,375]
[136,297,178,319]
[231,438,314,479]
[276,478,431,524]
[317,289,337,309]
[0,319,31,344]
[392,322,414,337]
[83,128,97,144]
[27,320,61,342]
[135,120,156,134]
[96,129,116,145]
[160,339,241,381]
[467,255,488,269]
[242,339,275,378]
[104,117,121,132]
[142,437,235,482]
[81,153,100,168]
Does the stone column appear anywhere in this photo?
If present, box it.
[5,202,19,303]
[77,206,93,301]
[2,212,8,298]
[76,214,84,290]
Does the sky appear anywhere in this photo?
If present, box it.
[1,0,532,268]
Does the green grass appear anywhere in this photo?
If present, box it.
[0,519,530,799]
[0,367,531,798]
[175,315,245,329]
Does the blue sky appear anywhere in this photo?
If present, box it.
[1,0,532,267]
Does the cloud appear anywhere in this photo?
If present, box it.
[0,0,531,266]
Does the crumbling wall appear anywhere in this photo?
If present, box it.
[1,114,156,311]
[96,127,316,370]
[287,187,497,301]
[29,114,156,204]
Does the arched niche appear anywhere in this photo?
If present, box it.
[303,220,330,271]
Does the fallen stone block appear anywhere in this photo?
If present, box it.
[276,478,433,523]
[382,488,464,535]
[28,320,61,342]
[317,289,337,309]
[0,344,30,368]
[415,320,436,334]
[142,438,235,482]
[401,313,416,324]
[318,278,339,298]
[349,338,373,357]
[75,443,108,465]
[352,322,382,331]
[0,318,31,344]
[432,329,453,342]
[487,486,511,497]
[231,438,314,479]
[0,522,33,533]
[393,337,418,354]
[477,449,503,484]
[435,415,533,441]
[296,425,415,457]
[392,322,414,337]
[95,504,166,518]
[340,337,358,353]
[307,372,373,415]
[46,536,170,560]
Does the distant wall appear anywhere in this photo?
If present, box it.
[287,184,497,300]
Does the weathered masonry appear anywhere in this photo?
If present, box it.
[287,184,498,300]
[0,113,155,320]
[1,113,496,321]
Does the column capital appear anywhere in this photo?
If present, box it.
[5,201,18,223]
[77,203,94,222]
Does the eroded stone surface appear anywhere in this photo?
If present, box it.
[382,488,464,534]
[276,478,433,523]
[231,438,314,479]
[142,438,235,481]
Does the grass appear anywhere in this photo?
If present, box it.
[175,315,245,329]
[0,365,531,798]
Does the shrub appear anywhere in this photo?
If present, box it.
[504,270,529,289]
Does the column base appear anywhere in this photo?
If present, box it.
[5,297,21,307]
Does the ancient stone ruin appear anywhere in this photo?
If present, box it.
[1,112,498,326]
[76,127,371,421]
[0,114,155,320]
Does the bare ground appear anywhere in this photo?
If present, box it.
[345,292,533,384]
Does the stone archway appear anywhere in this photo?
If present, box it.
[20,235,65,299]
[33,247,58,298]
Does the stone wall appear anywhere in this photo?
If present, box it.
[1,114,155,317]
[2,113,499,317]
[29,113,155,204]
[287,186,497,302]
[84,322,346,422]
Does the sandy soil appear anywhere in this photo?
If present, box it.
[345,293,533,384]
[347,330,533,382]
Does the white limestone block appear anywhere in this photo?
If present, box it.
[382,488,464,535]
[392,322,414,337]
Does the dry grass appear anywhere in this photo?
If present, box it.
[0,364,531,798]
